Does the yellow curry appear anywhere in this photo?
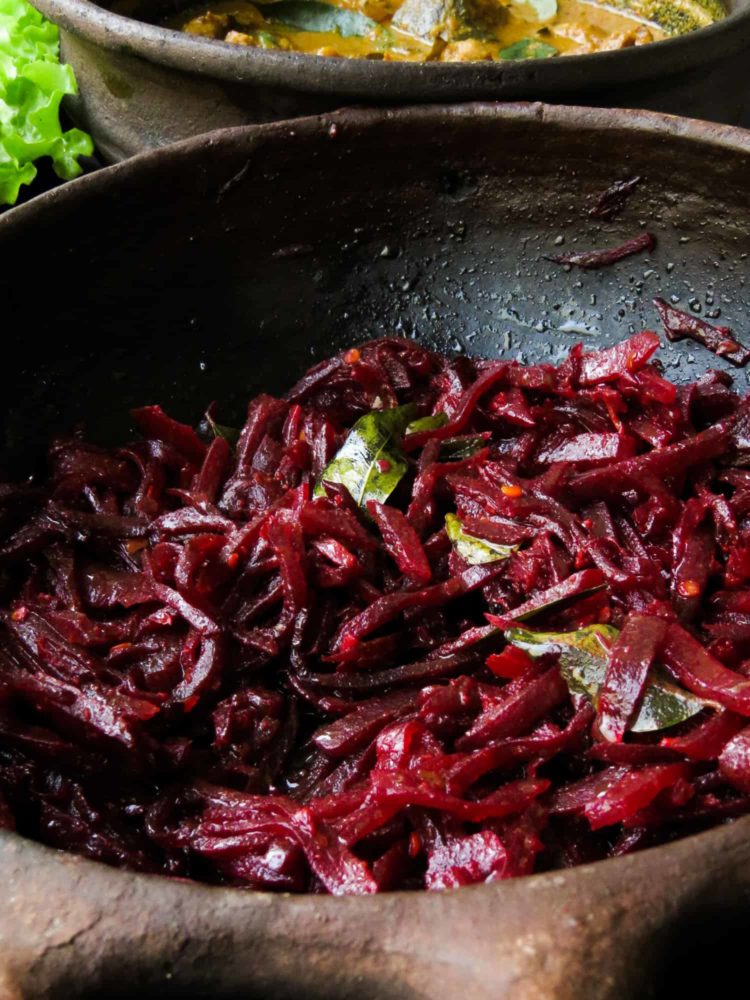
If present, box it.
[174,0,726,60]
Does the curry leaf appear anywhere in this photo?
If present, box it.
[498,38,559,59]
[446,514,517,565]
[202,409,240,446]
[406,412,449,435]
[439,434,487,460]
[315,404,417,506]
[505,625,712,732]
[404,414,487,460]
[262,1,380,37]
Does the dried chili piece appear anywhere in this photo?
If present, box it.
[589,176,642,221]
[546,232,655,270]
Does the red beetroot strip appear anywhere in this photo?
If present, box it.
[2,335,750,895]
[653,297,750,368]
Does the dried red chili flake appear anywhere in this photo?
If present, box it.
[546,232,655,270]
[2,333,750,896]
[654,297,750,368]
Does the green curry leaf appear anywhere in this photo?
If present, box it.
[505,624,712,732]
[404,414,487,460]
[203,411,240,447]
[262,0,380,37]
[406,412,449,434]
[439,435,487,460]
[315,404,417,506]
[445,513,517,565]
[498,37,559,59]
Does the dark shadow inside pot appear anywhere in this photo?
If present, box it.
[644,897,750,997]
[3,106,750,478]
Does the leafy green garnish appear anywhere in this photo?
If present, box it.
[256,30,281,47]
[439,435,487,461]
[315,404,416,507]
[497,38,559,59]
[262,0,380,37]
[204,411,240,446]
[406,412,448,435]
[446,513,517,565]
[0,0,94,205]
[505,625,711,732]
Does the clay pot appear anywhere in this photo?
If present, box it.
[29,0,750,159]
[1,104,749,998]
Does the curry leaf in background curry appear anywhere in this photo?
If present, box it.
[445,514,518,565]
[256,30,282,47]
[497,37,559,59]
[262,0,381,37]
[505,625,712,732]
[315,404,417,506]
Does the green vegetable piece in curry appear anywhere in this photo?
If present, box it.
[173,0,727,61]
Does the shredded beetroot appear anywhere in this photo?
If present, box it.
[596,616,667,743]
[2,334,750,895]
[546,232,655,270]
[653,297,750,368]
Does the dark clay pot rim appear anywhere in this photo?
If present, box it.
[3,102,750,903]
[4,101,750,228]
[33,0,750,99]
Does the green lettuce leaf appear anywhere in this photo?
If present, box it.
[0,0,94,205]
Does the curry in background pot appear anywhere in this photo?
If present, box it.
[174,0,727,60]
